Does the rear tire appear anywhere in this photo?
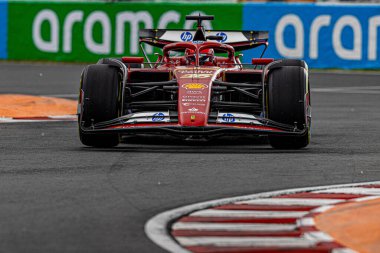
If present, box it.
[267,65,310,149]
[78,64,120,147]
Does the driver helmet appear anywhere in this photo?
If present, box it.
[185,48,196,64]
[199,49,214,65]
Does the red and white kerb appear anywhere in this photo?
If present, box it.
[170,185,380,253]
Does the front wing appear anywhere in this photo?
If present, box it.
[79,112,307,138]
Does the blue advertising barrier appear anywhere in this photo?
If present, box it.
[243,3,380,69]
[0,0,7,59]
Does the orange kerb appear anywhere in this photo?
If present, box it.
[315,198,380,253]
[0,94,77,118]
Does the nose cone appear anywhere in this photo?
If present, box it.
[179,82,210,126]
[175,68,219,127]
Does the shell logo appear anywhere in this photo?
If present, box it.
[182,83,208,90]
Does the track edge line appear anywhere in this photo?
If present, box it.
[145,181,380,253]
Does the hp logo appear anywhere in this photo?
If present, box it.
[180,32,193,42]
[216,32,228,43]
[222,113,235,123]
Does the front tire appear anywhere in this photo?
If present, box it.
[267,64,310,149]
[78,64,120,147]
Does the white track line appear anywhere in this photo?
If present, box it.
[314,187,380,195]
[175,236,317,247]
[190,209,308,218]
[237,198,344,206]
[0,119,74,123]
[312,86,380,94]
[297,217,315,227]
[354,196,380,202]
[172,222,296,232]
[311,205,334,213]
[304,231,333,242]
[145,181,380,253]
[332,249,358,253]
[0,115,76,123]
[311,70,380,76]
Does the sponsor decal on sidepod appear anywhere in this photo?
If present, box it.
[182,83,208,90]
[188,107,198,112]
[152,112,165,122]
[180,74,213,79]
[222,113,235,123]
[187,90,202,94]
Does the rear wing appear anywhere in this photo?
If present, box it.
[139,29,268,51]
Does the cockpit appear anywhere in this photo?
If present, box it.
[155,41,237,68]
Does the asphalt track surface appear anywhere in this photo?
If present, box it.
[1,62,380,253]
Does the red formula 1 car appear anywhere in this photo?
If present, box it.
[78,15,311,149]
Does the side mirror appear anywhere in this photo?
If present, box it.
[154,53,163,68]
[251,58,274,65]
[235,54,243,67]
[206,35,224,41]
[121,57,144,63]
[154,53,163,62]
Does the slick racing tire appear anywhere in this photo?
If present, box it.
[78,64,120,147]
[267,65,310,149]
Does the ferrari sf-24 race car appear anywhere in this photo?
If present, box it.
[78,15,311,149]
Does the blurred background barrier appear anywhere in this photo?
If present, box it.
[0,1,7,59]
[2,1,380,69]
[7,2,242,62]
[243,3,380,69]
